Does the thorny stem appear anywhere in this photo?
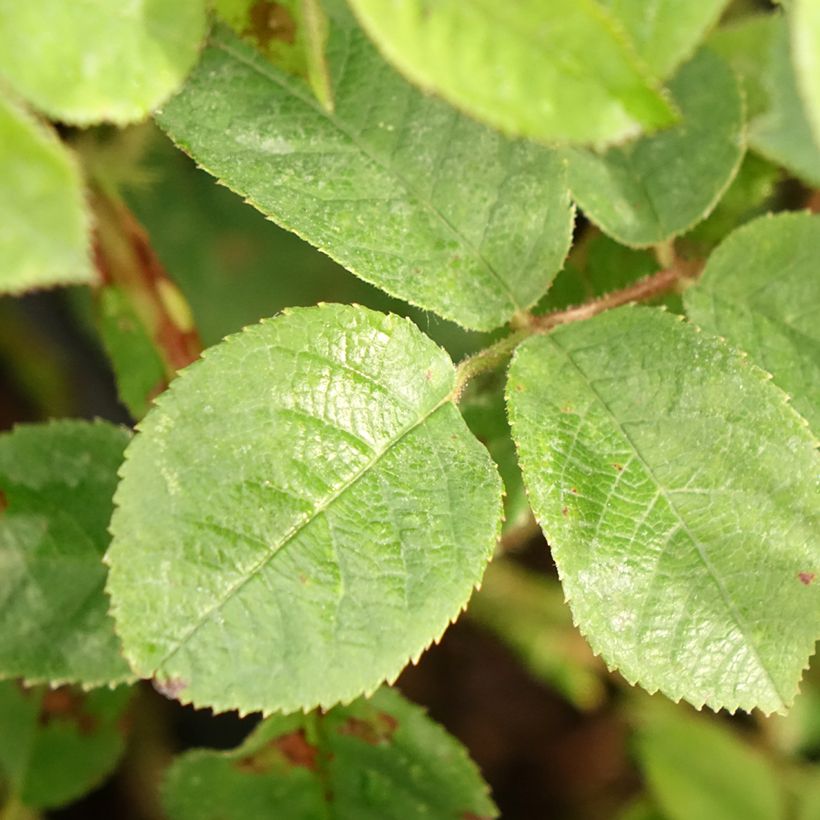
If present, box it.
[453,260,701,400]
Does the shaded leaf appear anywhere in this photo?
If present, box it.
[684,212,820,431]
[0,421,132,688]
[600,0,730,78]
[156,12,574,331]
[0,96,92,295]
[348,0,676,146]
[565,48,745,247]
[507,307,819,713]
[0,681,132,810]
[107,304,502,714]
[0,1,208,125]
[162,687,496,820]
[635,706,784,820]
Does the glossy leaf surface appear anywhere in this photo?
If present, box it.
[107,305,502,714]
[507,307,819,713]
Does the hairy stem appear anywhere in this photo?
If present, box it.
[454,261,700,399]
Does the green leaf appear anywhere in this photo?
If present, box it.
[347,0,676,146]
[215,0,334,111]
[468,560,604,710]
[750,16,820,186]
[792,0,820,148]
[600,0,730,78]
[162,687,497,820]
[0,95,93,295]
[0,1,208,125]
[156,14,574,331]
[106,304,502,714]
[0,680,132,810]
[565,48,745,247]
[95,285,168,420]
[506,307,819,714]
[635,706,784,820]
[684,212,820,431]
[0,421,132,688]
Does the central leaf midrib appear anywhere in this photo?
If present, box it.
[210,29,522,314]
[154,394,454,670]
[547,334,786,706]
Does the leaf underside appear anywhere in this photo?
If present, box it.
[106,304,502,715]
[507,306,819,714]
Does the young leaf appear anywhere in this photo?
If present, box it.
[684,212,820,431]
[791,0,820,148]
[347,0,676,146]
[565,48,745,247]
[106,304,502,715]
[162,687,497,819]
[0,421,132,688]
[0,680,132,810]
[506,307,819,714]
[0,96,92,295]
[599,0,730,78]
[635,706,784,820]
[0,1,208,125]
[750,16,820,186]
[156,13,574,331]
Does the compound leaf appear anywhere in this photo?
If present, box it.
[156,11,574,331]
[0,96,93,295]
[635,705,784,820]
[600,0,730,78]
[565,48,745,247]
[0,0,208,125]
[162,687,497,820]
[347,0,676,146]
[0,680,132,810]
[107,304,502,715]
[507,307,819,714]
[0,421,132,688]
[684,212,820,432]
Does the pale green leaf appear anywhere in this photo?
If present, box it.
[507,307,819,714]
[635,706,784,820]
[684,212,820,431]
[106,304,502,714]
[156,12,574,331]
[347,0,676,146]
[0,421,132,688]
[95,285,168,420]
[215,0,333,111]
[565,48,745,247]
[162,687,497,820]
[0,680,132,810]
[0,0,208,125]
[792,0,820,148]
[600,0,730,78]
[750,16,820,186]
[0,95,92,295]
[468,560,604,710]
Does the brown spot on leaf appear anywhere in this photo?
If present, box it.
[0,489,7,513]
[246,0,297,49]
[613,463,623,472]
[424,369,433,381]
[515,384,524,392]
[338,711,398,745]
[561,506,568,517]
[570,487,577,494]
[39,687,97,736]
[235,729,318,774]
[798,571,816,586]
[152,677,188,700]
[561,404,573,413]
